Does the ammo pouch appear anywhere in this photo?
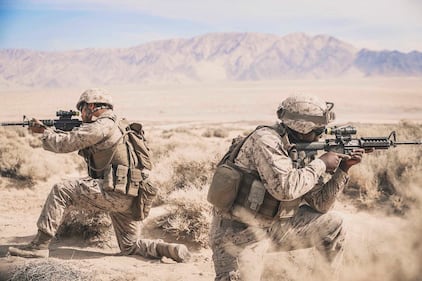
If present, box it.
[113,165,129,193]
[208,162,281,218]
[207,163,242,212]
[111,165,157,221]
[112,164,143,196]
[234,175,280,218]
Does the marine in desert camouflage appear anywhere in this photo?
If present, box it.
[8,88,190,263]
[208,95,366,281]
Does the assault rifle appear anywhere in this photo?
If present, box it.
[1,110,82,131]
[295,125,422,155]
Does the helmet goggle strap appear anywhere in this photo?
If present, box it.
[311,127,326,135]
[278,101,335,124]
[77,102,87,112]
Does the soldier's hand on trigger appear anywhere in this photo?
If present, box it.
[319,151,350,173]
[28,118,46,134]
[339,148,369,173]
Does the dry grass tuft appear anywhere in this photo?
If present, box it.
[202,128,229,138]
[148,127,225,205]
[56,209,113,248]
[345,122,422,213]
[0,127,84,184]
[172,159,214,189]
[156,187,212,247]
[8,259,93,281]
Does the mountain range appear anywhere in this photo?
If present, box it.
[1,32,421,88]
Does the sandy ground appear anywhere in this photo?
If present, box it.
[1,78,422,124]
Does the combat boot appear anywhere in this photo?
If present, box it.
[156,242,191,263]
[8,230,52,258]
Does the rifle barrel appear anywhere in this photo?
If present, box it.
[1,121,29,126]
[395,141,422,145]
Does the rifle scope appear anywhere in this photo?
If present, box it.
[56,110,79,118]
[325,125,357,136]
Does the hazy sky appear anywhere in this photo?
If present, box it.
[0,0,421,52]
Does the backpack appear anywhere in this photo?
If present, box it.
[118,119,152,170]
[118,119,156,221]
[207,128,260,211]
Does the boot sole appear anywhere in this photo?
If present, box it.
[170,245,191,263]
[8,246,49,258]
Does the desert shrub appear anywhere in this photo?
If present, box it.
[0,127,84,184]
[8,259,93,281]
[56,209,113,248]
[149,142,177,161]
[345,122,422,213]
[156,187,212,247]
[149,128,225,204]
[172,159,214,189]
[160,127,196,139]
[202,128,229,138]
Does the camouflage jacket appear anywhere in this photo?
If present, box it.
[234,125,349,218]
[41,110,121,154]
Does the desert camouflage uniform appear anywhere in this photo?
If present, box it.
[209,126,349,281]
[37,110,164,258]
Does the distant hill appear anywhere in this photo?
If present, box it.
[0,32,421,88]
[355,49,422,76]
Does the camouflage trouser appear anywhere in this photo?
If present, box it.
[209,205,345,281]
[36,177,162,258]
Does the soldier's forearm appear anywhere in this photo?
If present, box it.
[304,170,349,213]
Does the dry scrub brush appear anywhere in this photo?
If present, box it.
[345,121,422,214]
[8,259,93,281]
[0,127,84,183]
[156,187,212,247]
[148,126,228,198]
[148,126,230,246]
[56,208,114,248]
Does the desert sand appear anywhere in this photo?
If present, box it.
[1,78,422,124]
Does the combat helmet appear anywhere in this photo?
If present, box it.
[277,95,335,134]
[76,88,114,111]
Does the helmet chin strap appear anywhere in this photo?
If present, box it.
[82,106,94,122]
[286,127,302,143]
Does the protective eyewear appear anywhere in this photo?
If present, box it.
[312,127,326,135]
